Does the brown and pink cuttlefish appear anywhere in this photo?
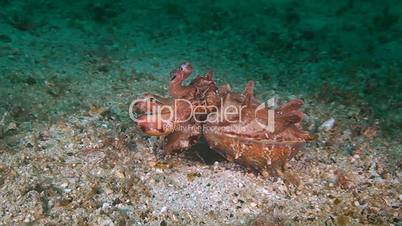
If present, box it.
[133,62,312,176]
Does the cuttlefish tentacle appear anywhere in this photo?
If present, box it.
[169,62,195,98]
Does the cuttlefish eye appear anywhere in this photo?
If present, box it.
[180,62,192,72]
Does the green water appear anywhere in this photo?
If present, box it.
[0,0,401,134]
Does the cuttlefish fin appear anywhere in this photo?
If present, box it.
[205,70,213,80]
[219,84,232,96]
[275,110,304,133]
[279,99,304,113]
[242,81,255,106]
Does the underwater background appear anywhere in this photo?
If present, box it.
[0,0,401,225]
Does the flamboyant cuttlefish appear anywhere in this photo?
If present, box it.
[133,62,312,176]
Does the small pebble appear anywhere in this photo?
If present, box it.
[6,122,17,131]
[354,201,360,206]
[102,203,111,209]
[320,118,336,131]
[160,206,167,213]
[114,169,125,179]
